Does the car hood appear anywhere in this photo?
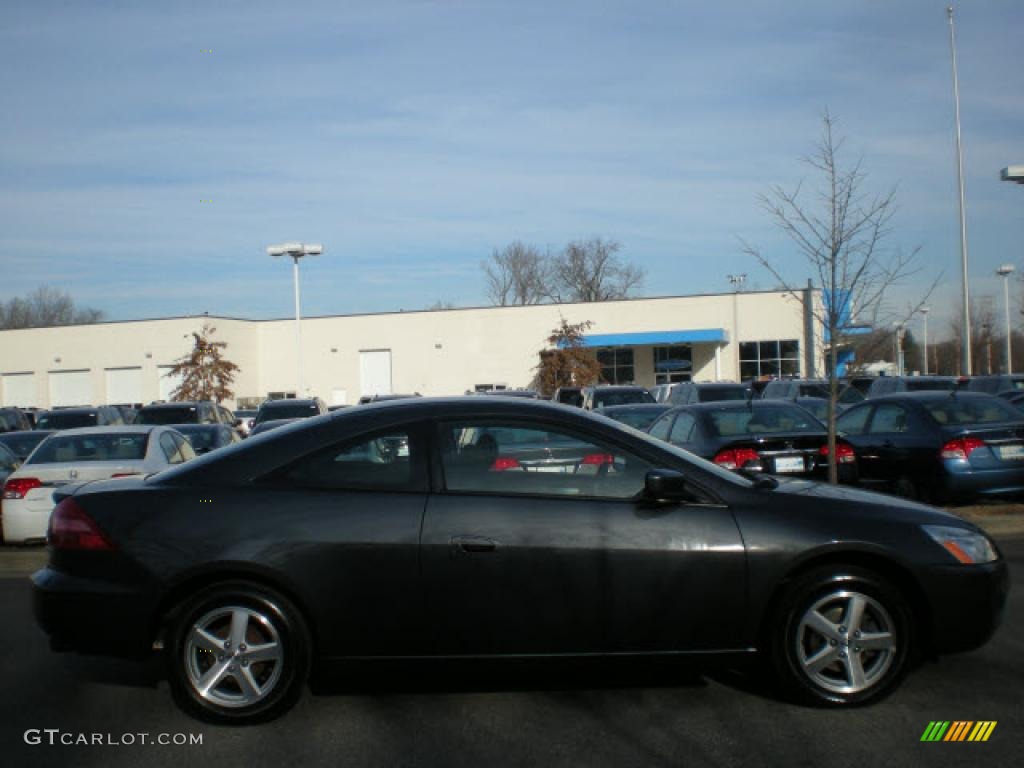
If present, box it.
[758,476,976,529]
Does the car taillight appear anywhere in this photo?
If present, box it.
[713,448,760,470]
[817,441,857,464]
[940,436,987,460]
[490,457,522,471]
[49,498,114,551]
[3,477,42,499]
[580,453,615,465]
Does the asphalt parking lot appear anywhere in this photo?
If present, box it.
[0,515,1020,768]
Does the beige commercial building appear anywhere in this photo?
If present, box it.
[0,289,820,409]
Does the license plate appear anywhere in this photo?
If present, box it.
[997,444,1024,460]
[774,456,805,473]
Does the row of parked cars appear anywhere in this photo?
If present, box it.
[563,375,1024,505]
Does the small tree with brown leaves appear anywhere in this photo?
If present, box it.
[532,317,603,395]
[166,323,240,403]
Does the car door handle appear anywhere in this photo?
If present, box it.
[450,536,497,554]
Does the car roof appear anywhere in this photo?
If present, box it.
[42,425,161,436]
[261,398,319,406]
[597,403,670,412]
[674,400,804,412]
[41,406,108,414]
[140,401,207,409]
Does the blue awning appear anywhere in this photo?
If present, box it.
[574,329,727,348]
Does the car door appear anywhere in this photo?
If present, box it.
[859,403,914,486]
[421,417,746,656]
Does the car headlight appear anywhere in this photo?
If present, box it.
[922,525,998,564]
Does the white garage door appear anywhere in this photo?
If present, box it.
[49,370,93,407]
[2,373,36,407]
[359,350,392,398]
[105,367,142,404]
[158,366,184,401]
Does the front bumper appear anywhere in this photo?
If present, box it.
[32,566,157,658]
[919,557,1010,654]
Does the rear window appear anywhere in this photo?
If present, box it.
[923,398,1023,426]
[34,411,97,430]
[706,405,822,437]
[137,406,200,425]
[29,433,149,464]
[697,386,748,402]
[905,380,956,392]
[592,390,655,407]
[257,403,321,422]
[601,407,669,430]
[0,432,49,459]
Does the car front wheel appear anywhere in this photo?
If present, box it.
[770,566,913,706]
[166,582,311,724]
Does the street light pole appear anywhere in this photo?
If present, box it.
[998,265,1015,373]
[920,306,930,375]
[948,5,972,376]
[267,242,323,397]
[728,274,746,381]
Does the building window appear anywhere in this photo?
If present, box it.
[740,340,800,379]
[653,345,692,384]
[597,348,634,384]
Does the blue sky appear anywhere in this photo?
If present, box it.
[1,0,1021,339]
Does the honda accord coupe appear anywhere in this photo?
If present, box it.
[32,397,1008,724]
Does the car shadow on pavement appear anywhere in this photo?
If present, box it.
[58,653,164,689]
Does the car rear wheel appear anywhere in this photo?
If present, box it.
[769,566,913,706]
[166,582,311,724]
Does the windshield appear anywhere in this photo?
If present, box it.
[35,411,97,430]
[137,406,200,425]
[923,397,1023,426]
[29,433,149,464]
[705,405,823,436]
[257,403,321,422]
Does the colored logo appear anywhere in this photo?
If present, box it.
[920,721,997,742]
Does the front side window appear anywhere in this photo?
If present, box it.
[273,431,420,491]
[441,421,652,499]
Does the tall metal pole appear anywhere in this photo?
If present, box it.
[293,255,303,397]
[948,6,972,375]
[728,274,746,380]
[1001,269,1013,373]
[921,307,930,375]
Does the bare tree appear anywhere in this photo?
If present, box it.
[427,299,456,310]
[0,286,104,329]
[742,111,936,483]
[482,241,551,306]
[165,323,240,403]
[551,237,644,303]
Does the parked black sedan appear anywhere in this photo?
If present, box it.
[33,398,1007,724]
[647,400,856,481]
[835,391,1024,501]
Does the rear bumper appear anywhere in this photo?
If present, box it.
[32,567,156,657]
[1,498,50,544]
[919,558,1010,654]
[941,463,1024,496]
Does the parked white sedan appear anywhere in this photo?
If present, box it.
[1,426,195,544]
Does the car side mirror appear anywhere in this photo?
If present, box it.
[644,469,691,501]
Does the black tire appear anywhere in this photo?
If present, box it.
[893,475,919,501]
[769,565,914,706]
[165,581,311,724]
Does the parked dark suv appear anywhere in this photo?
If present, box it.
[135,401,226,426]
[254,397,328,424]
[552,387,584,407]
[866,376,958,398]
[581,385,655,410]
[34,406,124,430]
